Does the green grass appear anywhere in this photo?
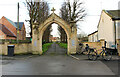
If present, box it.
[57,43,67,49]
[42,43,53,53]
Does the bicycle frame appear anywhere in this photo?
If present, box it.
[94,47,106,57]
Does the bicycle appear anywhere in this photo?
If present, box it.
[77,43,89,55]
[88,47,112,61]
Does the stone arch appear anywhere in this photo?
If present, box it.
[32,13,77,55]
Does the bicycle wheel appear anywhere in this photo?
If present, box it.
[102,50,112,61]
[88,49,97,61]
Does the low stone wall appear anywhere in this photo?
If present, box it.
[83,40,120,56]
[83,42,102,54]
[117,39,120,56]
[0,42,32,55]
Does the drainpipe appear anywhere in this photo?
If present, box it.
[114,21,117,49]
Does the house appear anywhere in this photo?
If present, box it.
[14,22,26,40]
[98,10,120,49]
[0,24,16,39]
[0,16,26,40]
[49,35,60,42]
[88,31,98,42]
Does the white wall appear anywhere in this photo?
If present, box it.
[94,32,98,42]
[88,32,98,42]
[88,35,92,42]
[116,21,120,39]
[98,11,115,48]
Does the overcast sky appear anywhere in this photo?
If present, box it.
[0,0,119,37]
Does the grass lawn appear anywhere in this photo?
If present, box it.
[57,43,67,49]
[42,43,53,53]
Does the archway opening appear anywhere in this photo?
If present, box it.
[42,23,68,55]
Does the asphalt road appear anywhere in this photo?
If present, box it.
[1,43,118,75]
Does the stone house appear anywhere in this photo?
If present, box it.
[88,31,98,42]
[0,16,26,40]
[98,10,120,49]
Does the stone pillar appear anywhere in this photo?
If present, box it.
[4,42,8,55]
[100,39,105,47]
[32,25,41,55]
[68,22,77,55]
[0,44,2,55]
[117,39,120,56]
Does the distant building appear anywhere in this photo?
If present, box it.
[49,35,60,42]
[14,22,26,40]
[88,31,98,42]
[49,35,53,42]
[0,16,26,40]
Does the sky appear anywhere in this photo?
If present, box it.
[0,0,119,37]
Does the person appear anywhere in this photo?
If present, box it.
[104,41,107,48]
[85,44,89,51]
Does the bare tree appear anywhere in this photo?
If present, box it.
[42,25,52,43]
[67,0,86,23]
[60,2,69,22]
[58,26,67,43]
[26,0,49,38]
[58,0,86,43]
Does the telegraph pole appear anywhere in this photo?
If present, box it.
[17,2,19,43]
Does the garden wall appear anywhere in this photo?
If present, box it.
[117,39,120,56]
[0,42,32,55]
[83,42,103,54]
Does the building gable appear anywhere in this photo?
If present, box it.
[0,16,17,36]
[104,10,120,20]
[14,22,24,30]
[98,10,116,48]
[0,29,6,39]
[4,17,17,28]
[0,24,16,37]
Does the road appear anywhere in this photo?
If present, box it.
[1,43,118,75]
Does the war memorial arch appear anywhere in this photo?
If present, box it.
[32,11,78,55]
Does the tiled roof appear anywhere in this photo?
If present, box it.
[14,22,24,30]
[104,10,120,20]
[4,16,24,30]
[4,17,18,28]
[0,24,16,37]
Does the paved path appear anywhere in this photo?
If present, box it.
[2,43,116,75]
[44,42,67,55]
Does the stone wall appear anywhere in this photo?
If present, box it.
[82,39,120,56]
[117,39,120,56]
[0,42,32,55]
[83,42,102,54]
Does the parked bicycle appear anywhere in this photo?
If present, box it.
[77,43,89,54]
[88,47,112,61]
